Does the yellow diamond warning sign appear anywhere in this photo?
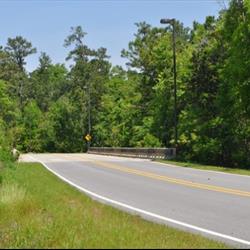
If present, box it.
[85,134,92,142]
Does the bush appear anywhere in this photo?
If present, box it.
[0,125,14,169]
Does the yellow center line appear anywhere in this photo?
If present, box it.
[61,154,250,198]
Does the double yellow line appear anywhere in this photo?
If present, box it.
[61,154,250,198]
[92,160,250,198]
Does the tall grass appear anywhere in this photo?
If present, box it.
[0,183,26,205]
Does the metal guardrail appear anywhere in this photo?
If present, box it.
[88,147,176,160]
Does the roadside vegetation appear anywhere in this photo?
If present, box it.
[0,158,229,249]
[157,159,250,177]
[0,0,248,248]
[0,0,249,171]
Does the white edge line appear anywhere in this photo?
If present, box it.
[27,155,250,247]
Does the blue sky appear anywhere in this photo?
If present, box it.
[0,0,227,72]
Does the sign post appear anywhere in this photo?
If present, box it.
[85,134,92,151]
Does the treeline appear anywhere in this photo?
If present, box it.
[0,0,249,168]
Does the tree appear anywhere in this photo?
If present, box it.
[0,80,17,125]
[4,36,37,108]
[16,101,43,152]
[46,97,86,152]
[217,0,250,167]
[29,52,68,112]
[5,36,37,71]
[177,16,224,164]
[121,21,190,147]
[94,68,142,147]
[64,26,111,147]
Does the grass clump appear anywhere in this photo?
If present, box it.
[0,183,26,205]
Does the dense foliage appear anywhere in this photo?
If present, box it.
[0,0,249,168]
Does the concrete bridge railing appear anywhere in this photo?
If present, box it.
[88,147,176,160]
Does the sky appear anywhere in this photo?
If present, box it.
[0,0,228,72]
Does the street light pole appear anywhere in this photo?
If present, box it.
[160,18,178,147]
[84,83,91,151]
[87,82,91,150]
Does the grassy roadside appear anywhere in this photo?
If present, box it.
[0,162,231,249]
[156,159,250,176]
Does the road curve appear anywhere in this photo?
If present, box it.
[20,153,250,248]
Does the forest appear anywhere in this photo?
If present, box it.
[0,0,249,169]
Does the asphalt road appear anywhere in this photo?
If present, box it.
[20,153,250,248]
